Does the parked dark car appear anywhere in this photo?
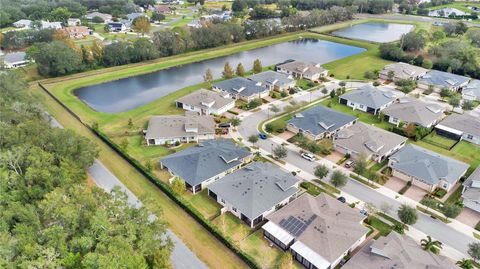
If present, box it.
[218,122,231,128]
[259,133,268,140]
[337,196,346,203]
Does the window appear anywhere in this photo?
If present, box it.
[359,104,364,109]
[221,199,225,204]
[232,207,237,212]
[467,134,473,139]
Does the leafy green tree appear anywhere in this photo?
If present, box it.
[448,96,461,110]
[273,145,288,159]
[457,258,474,269]
[133,16,150,35]
[354,154,368,176]
[441,203,462,219]
[204,68,213,83]
[462,100,475,110]
[422,197,438,211]
[171,178,185,194]
[330,170,348,188]
[314,164,329,179]
[421,235,442,254]
[231,117,242,129]
[236,63,246,76]
[50,7,72,23]
[151,12,166,22]
[248,134,259,146]
[397,204,418,225]
[222,62,234,79]
[469,242,480,262]
[253,58,262,73]
[30,41,84,76]
[119,138,129,151]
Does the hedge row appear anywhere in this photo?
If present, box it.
[38,82,261,269]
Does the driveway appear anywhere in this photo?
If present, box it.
[384,176,406,193]
[457,208,480,228]
[404,185,427,202]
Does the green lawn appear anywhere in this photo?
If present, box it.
[319,99,392,130]
[421,132,457,150]
[366,216,392,237]
[185,190,222,220]
[427,1,479,13]
[170,16,194,27]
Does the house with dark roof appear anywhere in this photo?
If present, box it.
[207,162,299,227]
[263,193,369,269]
[85,12,113,23]
[108,21,128,32]
[462,166,480,213]
[462,79,480,101]
[334,122,407,162]
[247,70,295,92]
[144,112,215,145]
[435,113,480,145]
[155,5,173,14]
[2,52,29,69]
[212,77,270,102]
[287,106,357,141]
[343,233,457,269]
[176,89,234,115]
[379,62,428,81]
[383,97,445,128]
[160,139,253,194]
[338,85,397,115]
[388,144,469,192]
[276,60,327,82]
[418,70,470,92]
[62,26,91,39]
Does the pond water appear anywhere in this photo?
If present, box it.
[75,38,366,113]
[331,22,414,43]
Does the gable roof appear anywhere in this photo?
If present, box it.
[287,106,357,136]
[463,166,480,212]
[419,70,470,88]
[160,139,252,186]
[3,52,26,64]
[176,89,233,111]
[127,13,146,21]
[213,77,268,98]
[383,97,444,127]
[208,162,299,219]
[247,70,294,88]
[85,12,112,20]
[389,144,469,185]
[380,62,428,80]
[266,193,368,266]
[463,79,480,100]
[335,122,407,157]
[343,233,457,269]
[145,112,215,140]
[437,113,480,137]
[277,60,325,76]
[339,85,396,109]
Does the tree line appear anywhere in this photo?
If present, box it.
[0,71,172,267]
[26,6,354,77]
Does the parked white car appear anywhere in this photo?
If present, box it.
[301,152,316,162]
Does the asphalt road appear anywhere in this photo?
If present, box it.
[237,85,478,256]
[47,114,208,269]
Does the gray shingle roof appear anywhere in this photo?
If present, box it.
[176,89,233,111]
[247,70,294,88]
[383,97,444,127]
[208,162,299,220]
[437,113,480,137]
[335,122,407,158]
[339,85,396,109]
[145,112,215,140]
[463,167,480,213]
[379,62,428,80]
[3,52,26,64]
[267,193,368,264]
[343,233,457,269]
[418,70,470,88]
[463,79,480,100]
[287,105,357,136]
[213,77,268,98]
[160,139,252,186]
[389,144,469,185]
[277,60,325,76]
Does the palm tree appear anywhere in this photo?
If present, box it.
[456,259,474,269]
[421,236,442,254]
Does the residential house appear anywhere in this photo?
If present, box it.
[462,79,480,101]
[388,144,469,192]
[462,166,480,213]
[428,7,468,17]
[155,5,173,14]
[379,62,428,81]
[263,193,369,269]
[85,12,113,23]
[343,233,457,269]
[67,18,81,26]
[2,52,29,69]
[175,89,235,115]
[418,70,470,92]
[276,60,327,82]
[383,97,445,128]
[127,12,148,22]
[108,22,128,32]
[286,105,357,140]
[144,111,215,145]
[435,113,480,145]
[334,122,407,162]
[207,162,299,227]
[247,70,295,92]
[212,77,270,102]
[338,85,397,115]
[41,21,62,30]
[63,26,90,39]
[160,139,253,194]
[13,19,32,28]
